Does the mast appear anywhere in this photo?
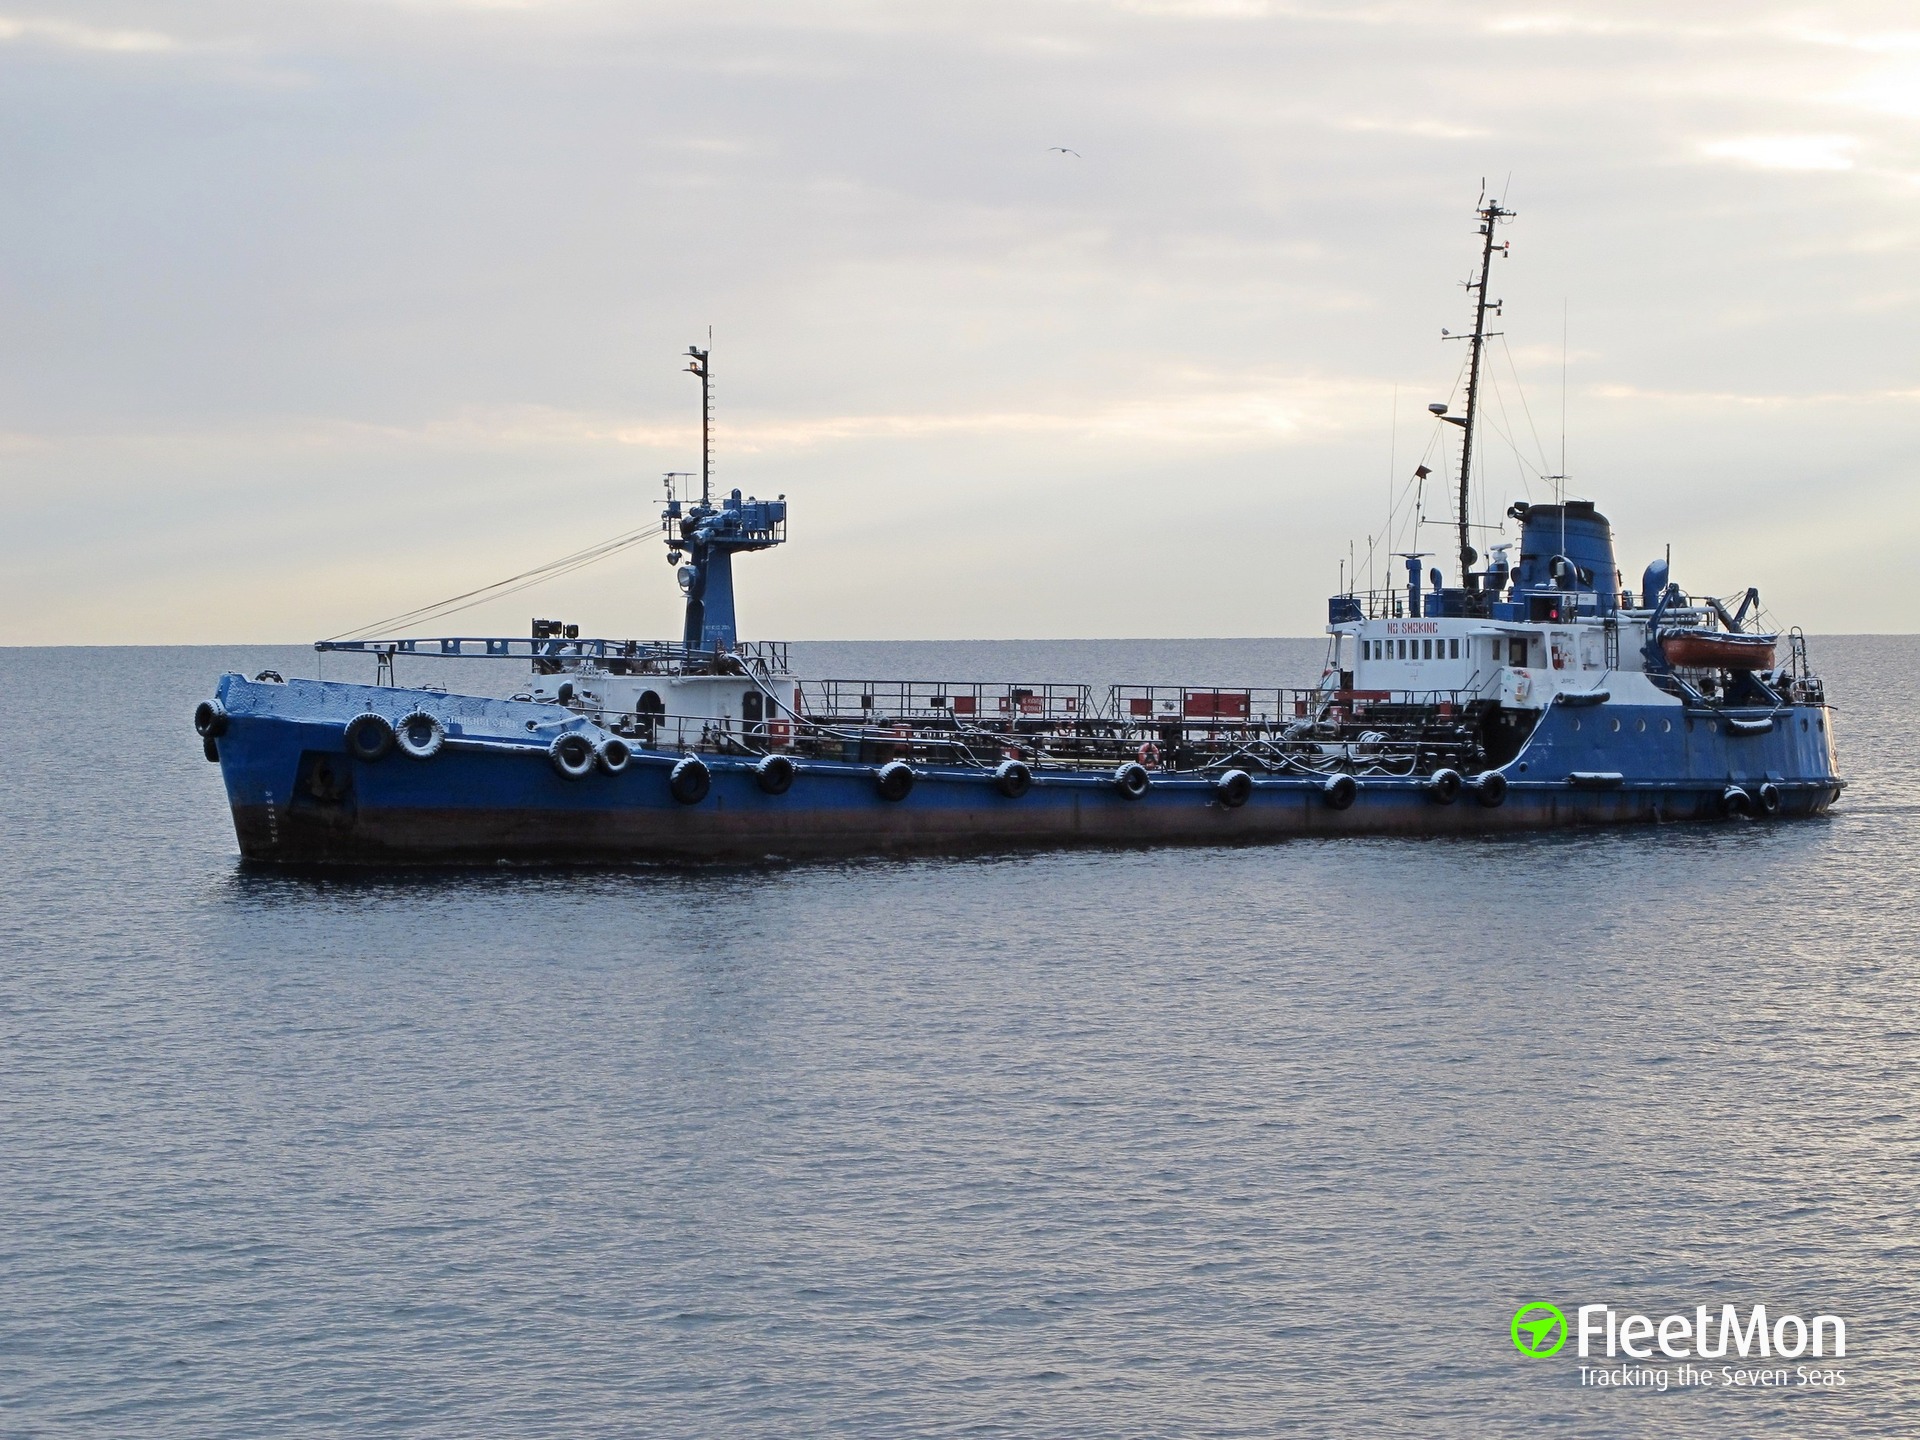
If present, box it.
[686,345,711,506]
[1456,194,1512,586]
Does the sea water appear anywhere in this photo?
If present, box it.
[2,637,1915,1437]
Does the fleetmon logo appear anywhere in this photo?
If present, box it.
[1512,1303,1568,1358]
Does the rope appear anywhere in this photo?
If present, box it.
[327,521,666,641]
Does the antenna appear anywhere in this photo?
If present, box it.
[685,343,711,506]
[1560,298,1568,483]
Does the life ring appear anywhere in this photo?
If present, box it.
[1138,742,1161,770]
[1321,774,1357,810]
[549,732,595,780]
[1425,768,1462,805]
[1473,771,1508,807]
[596,735,632,775]
[193,699,229,739]
[876,759,915,801]
[1213,769,1252,808]
[344,712,395,762]
[396,711,446,761]
[755,753,795,795]
[670,754,711,804]
[995,759,1032,799]
[1113,761,1151,799]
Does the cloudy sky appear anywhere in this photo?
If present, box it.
[3,1,1916,643]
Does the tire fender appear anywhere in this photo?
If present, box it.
[549,732,595,780]
[1213,769,1252,808]
[344,712,396,762]
[670,755,711,804]
[396,711,446,760]
[876,759,915,802]
[755,753,795,795]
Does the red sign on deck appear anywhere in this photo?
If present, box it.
[1184,692,1250,718]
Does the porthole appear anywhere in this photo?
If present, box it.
[1662,719,1672,733]
[1800,717,1808,731]
[1571,718,1581,731]
[1708,721,1719,734]
[1610,717,1621,732]
[1636,718,1647,733]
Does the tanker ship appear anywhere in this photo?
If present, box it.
[195,197,1844,863]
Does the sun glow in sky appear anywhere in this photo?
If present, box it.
[3,0,1918,642]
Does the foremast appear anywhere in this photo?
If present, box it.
[662,344,787,654]
[1448,193,1513,588]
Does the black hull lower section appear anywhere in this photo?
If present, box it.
[231,784,1841,866]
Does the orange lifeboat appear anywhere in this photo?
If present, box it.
[1659,629,1777,671]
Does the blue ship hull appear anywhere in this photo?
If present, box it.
[209,675,1843,865]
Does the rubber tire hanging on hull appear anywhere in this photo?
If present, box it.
[1425,768,1462,805]
[876,760,915,802]
[995,759,1032,799]
[1758,782,1782,815]
[755,753,795,795]
[396,711,446,761]
[1114,762,1151,799]
[1213,770,1252,808]
[1321,774,1357,810]
[550,733,595,779]
[1721,786,1752,818]
[670,755,711,804]
[345,713,395,763]
[1473,771,1508,807]
[597,736,632,775]
[194,700,228,739]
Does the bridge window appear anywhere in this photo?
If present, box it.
[1508,638,1528,667]
[1449,638,1459,659]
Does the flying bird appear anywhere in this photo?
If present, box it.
[1048,147,1081,157]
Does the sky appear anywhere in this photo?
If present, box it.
[2,0,1917,643]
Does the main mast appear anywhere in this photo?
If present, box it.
[686,344,712,506]
[1455,194,1512,587]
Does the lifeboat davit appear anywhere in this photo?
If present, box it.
[1660,629,1777,671]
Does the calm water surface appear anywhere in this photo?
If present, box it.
[2,637,1916,1437]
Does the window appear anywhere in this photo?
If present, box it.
[1449,638,1460,659]
[1509,637,1528,667]
[1421,638,1431,659]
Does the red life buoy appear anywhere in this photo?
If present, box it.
[1138,741,1161,769]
